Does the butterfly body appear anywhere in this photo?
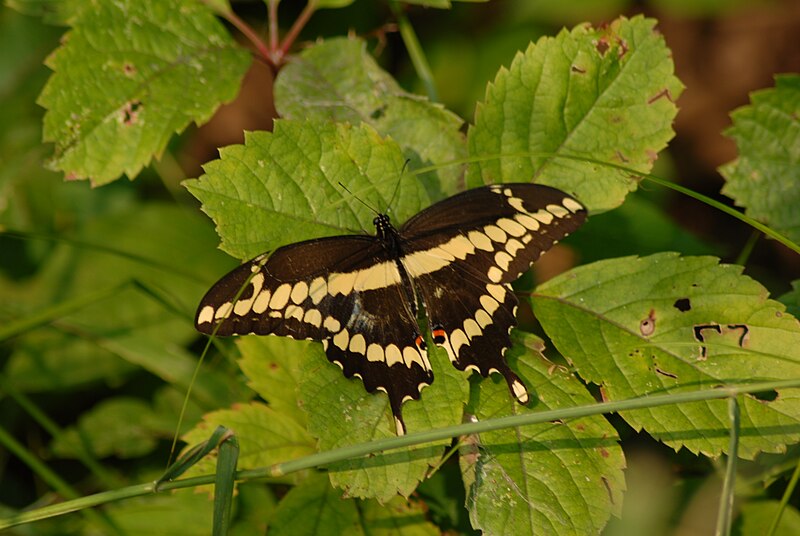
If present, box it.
[196,183,587,435]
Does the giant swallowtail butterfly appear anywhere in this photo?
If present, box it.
[195,183,587,434]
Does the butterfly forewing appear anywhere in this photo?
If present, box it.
[195,234,431,434]
[195,182,587,435]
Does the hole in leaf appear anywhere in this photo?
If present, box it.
[751,390,778,402]
[121,99,142,125]
[674,298,691,312]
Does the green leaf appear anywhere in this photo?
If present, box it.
[181,402,316,484]
[184,119,432,261]
[466,15,683,212]
[460,333,624,536]
[298,336,467,502]
[237,336,308,425]
[720,74,800,244]
[104,490,213,536]
[267,473,361,535]
[736,500,800,536]
[534,252,800,458]
[267,474,439,535]
[51,397,158,459]
[275,38,466,197]
[38,0,251,185]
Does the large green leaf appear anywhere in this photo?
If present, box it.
[180,402,316,485]
[267,473,439,535]
[298,336,467,502]
[275,37,466,197]
[466,15,682,212]
[720,74,800,244]
[460,333,624,536]
[185,119,432,261]
[38,0,250,185]
[534,253,800,458]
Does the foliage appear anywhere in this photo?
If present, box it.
[1,1,799,535]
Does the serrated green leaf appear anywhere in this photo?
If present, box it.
[38,0,250,185]
[275,38,466,197]
[181,402,316,484]
[720,74,800,244]
[184,119,432,260]
[237,336,307,424]
[298,335,467,502]
[534,252,800,458]
[466,16,683,212]
[51,397,158,459]
[460,333,624,536]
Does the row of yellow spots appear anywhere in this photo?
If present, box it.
[437,283,507,365]
[328,328,431,371]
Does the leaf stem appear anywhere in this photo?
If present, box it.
[389,0,438,101]
[767,456,800,536]
[4,379,798,530]
[222,9,272,66]
[716,397,740,536]
[278,0,318,64]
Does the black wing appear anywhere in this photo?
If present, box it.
[398,183,587,403]
[195,235,431,435]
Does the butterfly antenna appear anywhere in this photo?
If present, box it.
[338,181,380,216]
[387,159,411,214]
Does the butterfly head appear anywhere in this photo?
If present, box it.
[373,213,393,238]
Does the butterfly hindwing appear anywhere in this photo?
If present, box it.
[398,183,586,404]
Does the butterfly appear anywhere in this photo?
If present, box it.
[195,183,587,435]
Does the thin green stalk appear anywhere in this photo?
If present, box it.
[0,376,123,490]
[389,1,438,102]
[716,397,740,536]
[735,230,761,266]
[0,425,122,535]
[767,456,800,536]
[4,379,799,530]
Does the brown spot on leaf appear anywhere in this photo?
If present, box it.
[640,309,656,336]
[648,88,675,104]
[596,37,610,56]
[121,100,142,125]
[571,65,586,74]
[123,62,136,77]
[655,367,677,379]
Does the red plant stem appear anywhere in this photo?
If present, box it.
[278,0,317,62]
[223,9,273,67]
[268,0,280,52]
